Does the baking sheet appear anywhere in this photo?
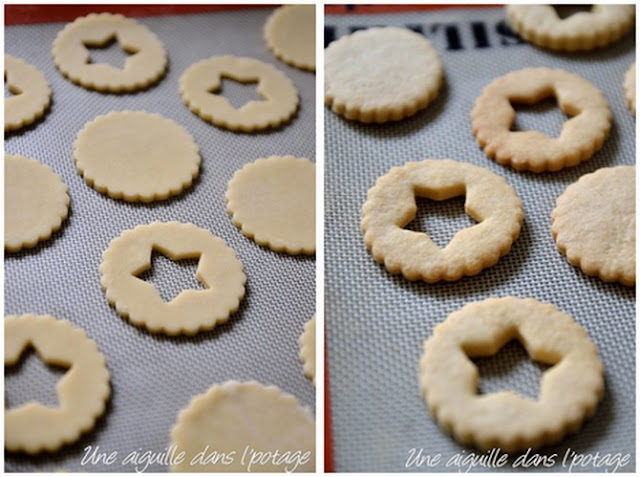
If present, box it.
[5,7,315,472]
[324,6,635,472]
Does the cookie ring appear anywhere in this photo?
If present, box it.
[170,381,315,472]
[5,314,111,454]
[624,63,635,116]
[419,297,604,453]
[73,111,200,202]
[361,159,523,283]
[506,5,635,51]
[5,154,70,252]
[471,67,611,172]
[226,156,315,255]
[100,222,245,336]
[325,27,443,123]
[299,315,316,384]
[5,55,51,131]
[179,56,299,132]
[264,5,315,72]
[52,13,167,92]
[552,165,635,286]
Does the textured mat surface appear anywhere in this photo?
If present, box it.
[325,6,635,473]
[5,7,315,472]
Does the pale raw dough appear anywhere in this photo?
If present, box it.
[552,165,635,286]
[5,154,70,252]
[73,111,200,202]
[179,56,299,132]
[5,55,51,131]
[299,315,316,384]
[170,381,315,472]
[52,13,167,92]
[325,27,443,123]
[226,156,315,255]
[624,63,635,116]
[100,222,246,336]
[419,297,604,453]
[264,5,315,72]
[5,314,111,454]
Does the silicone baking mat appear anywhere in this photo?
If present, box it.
[5,5,315,472]
[324,5,635,473]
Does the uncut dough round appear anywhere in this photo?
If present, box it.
[5,314,111,454]
[299,315,316,384]
[5,55,51,132]
[100,222,246,336]
[180,56,299,132]
[552,166,635,286]
[226,156,315,255]
[506,5,635,51]
[52,13,167,92]
[325,27,443,123]
[5,154,70,252]
[361,159,523,282]
[171,381,315,472]
[624,63,635,116]
[471,67,611,172]
[419,297,604,453]
[73,111,200,202]
[264,5,315,72]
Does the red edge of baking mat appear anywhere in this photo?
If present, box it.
[323,5,503,471]
[4,4,278,25]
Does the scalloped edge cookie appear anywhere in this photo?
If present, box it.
[100,222,246,336]
[5,55,51,132]
[264,5,315,72]
[362,159,523,282]
[73,111,200,202]
[325,26,443,123]
[52,13,167,92]
[506,5,635,51]
[5,154,70,252]
[552,165,635,286]
[5,314,111,454]
[419,297,604,453]
[170,381,315,472]
[471,67,611,172]
[179,55,299,132]
[299,315,316,384]
[226,156,315,255]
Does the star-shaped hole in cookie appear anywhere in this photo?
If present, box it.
[135,247,206,303]
[469,340,554,401]
[83,34,138,71]
[208,75,265,109]
[5,345,70,409]
[404,195,478,249]
[510,96,569,139]
[4,72,22,98]
[552,4,594,20]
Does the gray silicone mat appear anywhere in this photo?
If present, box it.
[5,7,315,472]
[325,6,636,473]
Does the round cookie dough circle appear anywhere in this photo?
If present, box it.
[361,159,523,282]
[506,5,635,51]
[325,26,443,123]
[552,165,635,286]
[5,55,51,132]
[299,315,316,384]
[52,13,167,92]
[419,297,604,453]
[179,55,299,132]
[226,156,315,255]
[5,314,111,454]
[264,5,315,72]
[170,381,315,472]
[624,63,635,116]
[100,222,246,336]
[5,154,70,252]
[471,67,611,172]
[73,111,200,202]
